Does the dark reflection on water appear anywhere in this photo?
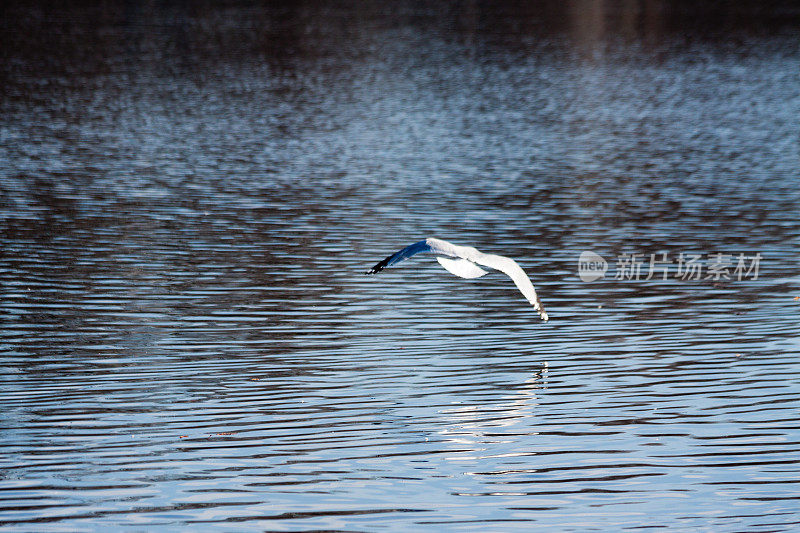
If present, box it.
[2,1,800,530]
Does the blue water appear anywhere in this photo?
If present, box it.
[2,2,800,530]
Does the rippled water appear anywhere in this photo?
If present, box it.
[2,2,800,530]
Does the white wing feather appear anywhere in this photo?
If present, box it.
[436,257,489,279]
[368,237,548,321]
[472,254,548,321]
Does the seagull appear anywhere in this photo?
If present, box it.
[365,237,548,321]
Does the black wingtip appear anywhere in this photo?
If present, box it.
[365,258,389,275]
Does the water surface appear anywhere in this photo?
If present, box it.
[2,1,800,530]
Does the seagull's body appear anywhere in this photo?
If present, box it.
[366,237,548,321]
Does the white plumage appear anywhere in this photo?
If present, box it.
[366,237,548,321]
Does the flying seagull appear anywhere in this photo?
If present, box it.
[366,237,548,321]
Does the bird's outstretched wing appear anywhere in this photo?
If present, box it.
[366,239,431,274]
[471,254,548,321]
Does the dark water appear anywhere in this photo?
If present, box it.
[2,1,800,530]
